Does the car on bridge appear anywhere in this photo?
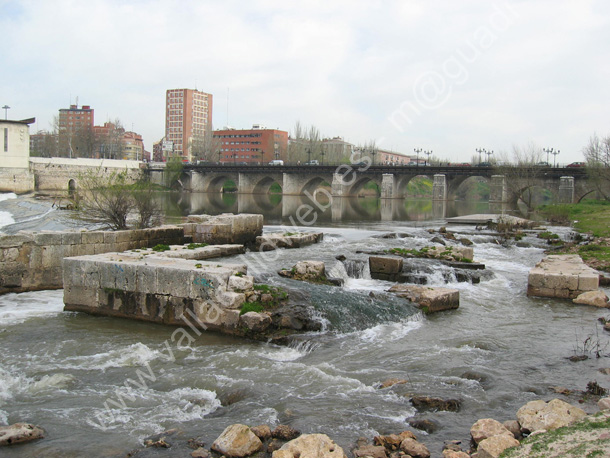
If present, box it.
[567,161,586,167]
[269,160,284,165]
[304,160,319,165]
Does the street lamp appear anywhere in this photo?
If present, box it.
[551,149,560,168]
[424,150,432,166]
[414,148,422,167]
[307,148,312,165]
[475,148,486,165]
[543,147,553,165]
[371,147,377,165]
[2,105,9,120]
[485,150,494,163]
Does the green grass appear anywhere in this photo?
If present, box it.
[540,201,610,237]
[240,302,264,315]
[187,243,208,249]
[405,176,433,197]
[152,244,170,252]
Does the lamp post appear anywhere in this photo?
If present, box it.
[543,147,553,165]
[371,147,377,166]
[424,150,432,166]
[307,148,311,165]
[485,150,494,163]
[551,149,560,168]
[475,148,486,165]
[2,105,9,120]
[414,148,422,167]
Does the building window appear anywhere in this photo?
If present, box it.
[3,128,7,152]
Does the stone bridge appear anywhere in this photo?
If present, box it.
[146,164,588,203]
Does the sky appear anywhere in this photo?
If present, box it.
[1,0,609,164]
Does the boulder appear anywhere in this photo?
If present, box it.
[296,261,325,277]
[598,397,610,411]
[410,395,461,412]
[250,424,272,441]
[228,275,254,292]
[273,433,346,458]
[470,418,512,445]
[379,378,408,389]
[239,311,272,333]
[442,452,470,458]
[502,420,522,439]
[352,444,388,458]
[211,424,263,457]
[0,423,44,446]
[191,448,211,458]
[399,437,430,458]
[272,424,301,441]
[516,398,586,433]
[389,285,459,313]
[374,432,416,450]
[573,290,610,307]
[476,434,519,458]
[408,418,439,433]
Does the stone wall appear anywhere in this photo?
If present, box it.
[0,168,35,193]
[183,213,263,246]
[0,226,186,294]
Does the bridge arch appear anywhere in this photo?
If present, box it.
[346,175,382,196]
[68,178,76,191]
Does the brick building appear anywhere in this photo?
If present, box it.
[165,88,212,161]
[213,125,288,164]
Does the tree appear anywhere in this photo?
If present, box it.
[73,168,161,230]
[191,123,221,163]
[164,156,184,188]
[583,133,610,200]
[287,121,323,163]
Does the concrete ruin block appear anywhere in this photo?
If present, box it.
[114,262,137,291]
[34,232,62,246]
[62,232,82,245]
[579,273,599,291]
[41,244,65,268]
[369,256,404,274]
[228,275,254,292]
[546,272,578,290]
[221,309,241,328]
[82,231,105,245]
[388,284,459,313]
[215,290,246,309]
[527,271,545,288]
[157,266,191,298]
[62,258,85,287]
[64,285,98,308]
[0,234,34,248]
[103,232,117,245]
[114,230,132,243]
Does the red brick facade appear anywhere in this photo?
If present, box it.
[213,126,288,164]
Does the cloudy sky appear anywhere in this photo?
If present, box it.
[1,0,609,163]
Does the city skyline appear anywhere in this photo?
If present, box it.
[2,1,610,163]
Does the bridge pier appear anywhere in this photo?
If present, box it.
[380,174,396,199]
[489,175,508,203]
[331,172,349,197]
[432,174,447,201]
[558,176,575,203]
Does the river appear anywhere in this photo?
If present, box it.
[0,192,608,457]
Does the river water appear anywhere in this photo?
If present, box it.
[1,193,609,457]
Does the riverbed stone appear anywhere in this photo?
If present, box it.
[389,285,459,313]
[528,254,600,299]
[211,424,263,457]
[470,418,512,444]
[399,438,430,458]
[476,434,519,458]
[516,398,587,433]
[598,397,610,410]
[250,425,272,441]
[228,274,254,292]
[410,395,461,412]
[0,423,44,446]
[369,256,404,275]
[573,290,610,307]
[353,444,388,458]
[272,424,301,441]
[239,312,272,333]
[273,434,346,458]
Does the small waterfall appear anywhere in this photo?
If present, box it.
[343,259,370,279]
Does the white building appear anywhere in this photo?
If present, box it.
[2,118,35,168]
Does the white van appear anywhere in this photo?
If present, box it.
[269,160,284,166]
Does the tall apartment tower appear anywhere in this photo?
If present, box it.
[165,88,213,161]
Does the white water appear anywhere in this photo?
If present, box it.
[0,192,17,231]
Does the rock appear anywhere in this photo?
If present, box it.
[369,256,404,275]
[335,255,347,261]
[379,378,408,389]
[389,285,460,313]
[191,448,211,458]
[573,290,610,307]
[502,420,522,439]
[408,418,439,433]
[251,424,272,441]
[442,452,470,458]
[267,438,285,453]
[272,424,301,441]
[516,398,587,433]
[228,275,254,292]
[296,261,325,277]
[549,386,572,395]
[352,444,388,458]
[0,423,44,446]
[568,354,589,362]
[273,433,346,458]
[442,440,462,453]
[476,434,519,458]
[211,424,263,457]
[272,304,322,332]
[528,254,599,299]
[431,236,446,245]
[459,238,474,246]
[410,396,461,412]
[374,432,417,450]
[470,418,512,445]
[599,368,610,375]
[598,397,610,410]
[399,437,430,458]
[239,311,272,333]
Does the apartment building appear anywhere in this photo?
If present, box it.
[213,125,288,164]
[165,88,213,161]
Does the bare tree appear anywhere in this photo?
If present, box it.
[583,133,610,200]
[191,123,221,163]
[495,143,546,211]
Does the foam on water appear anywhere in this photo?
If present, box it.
[357,317,423,343]
[60,342,163,372]
[0,290,65,327]
[0,192,17,231]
